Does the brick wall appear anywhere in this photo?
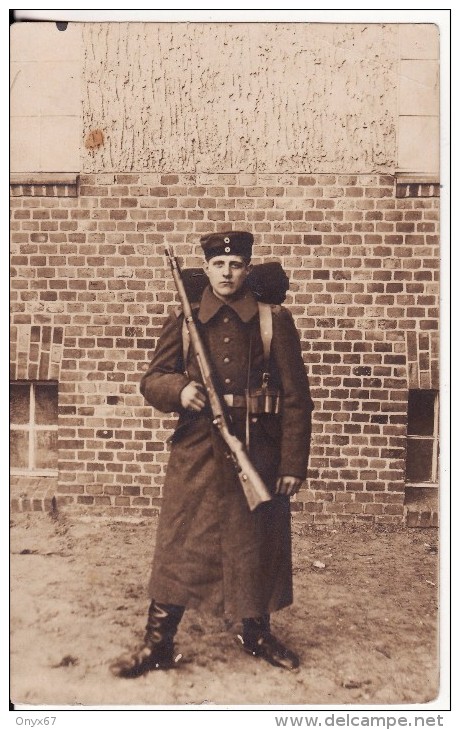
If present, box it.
[10,173,440,524]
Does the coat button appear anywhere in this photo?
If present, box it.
[223,337,230,343]
[224,378,231,384]
[223,357,230,363]
[223,317,229,323]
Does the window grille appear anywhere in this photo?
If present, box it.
[405,389,439,486]
[10,381,58,475]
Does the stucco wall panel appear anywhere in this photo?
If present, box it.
[82,23,398,173]
[10,23,82,173]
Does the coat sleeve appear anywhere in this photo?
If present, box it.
[271,307,314,480]
[140,311,190,414]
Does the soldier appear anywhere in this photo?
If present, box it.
[111,230,313,678]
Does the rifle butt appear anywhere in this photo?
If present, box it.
[238,471,272,511]
[231,442,272,511]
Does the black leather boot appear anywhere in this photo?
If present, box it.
[110,601,185,678]
[240,615,300,670]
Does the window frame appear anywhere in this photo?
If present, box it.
[405,389,439,488]
[10,380,58,477]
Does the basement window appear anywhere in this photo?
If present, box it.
[405,389,439,486]
[10,381,58,475]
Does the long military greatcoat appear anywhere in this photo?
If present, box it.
[140,285,313,620]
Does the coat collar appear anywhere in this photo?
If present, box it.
[198,285,259,324]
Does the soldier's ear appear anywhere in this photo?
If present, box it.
[203,260,209,274]
[246,263,253,274]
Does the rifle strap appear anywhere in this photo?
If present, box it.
[177,304,196,376]
[257,302,272,379]
[180,302,274,377]
[180,308,190,375]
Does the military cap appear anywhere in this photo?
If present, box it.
[200,230,253,261]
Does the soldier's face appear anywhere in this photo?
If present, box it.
[204,255,251,301]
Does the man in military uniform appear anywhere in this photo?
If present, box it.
[111,231,313,678]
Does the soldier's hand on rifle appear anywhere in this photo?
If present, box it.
[275,476,303,497]
[180,381,207,412]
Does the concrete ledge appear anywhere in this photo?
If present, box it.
[404,486,439,527]
[10,173,79,197]
[395,173,440,198]
[9,475,70,514]
[10,173,79,185]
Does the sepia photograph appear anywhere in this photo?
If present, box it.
[9,9,448,715]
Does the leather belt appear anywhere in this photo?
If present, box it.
[223,394,247,408]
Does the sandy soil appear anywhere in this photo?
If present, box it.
[10,510,439,707]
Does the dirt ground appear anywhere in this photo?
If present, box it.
[10,509,439,708]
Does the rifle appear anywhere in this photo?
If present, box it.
[165,246,272,512]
